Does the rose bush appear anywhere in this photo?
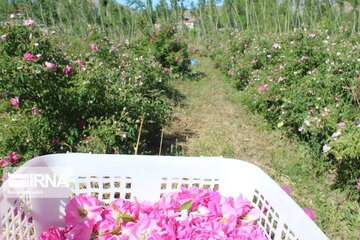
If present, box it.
[0,19,189,182]
[207,29,360,188]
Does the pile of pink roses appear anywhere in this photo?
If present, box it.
[40,188,266,239]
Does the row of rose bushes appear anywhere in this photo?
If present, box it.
[0,18,189,178]
[206,29,359,188]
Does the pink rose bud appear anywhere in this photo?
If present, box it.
[272,43,281,49]
[63,65,73,75]
[251,60,257,65]
[9,152,19,164]
[308,34,316,39]
[75,59,84,66]
[0,158,9,167]
[258,83,268,92]
[51,138,59,146]
[303,208,315,220]
[23,18,35,26]
[10,97,20,107]
[44,61,57,71]
[174,56,180,63]
[163,67,169,74]
[90,44,97,51]
[32,107,41,116]
[23,52,35,61]
[336,122,345,127]
[266,76,273,82]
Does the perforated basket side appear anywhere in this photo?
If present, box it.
[0,154,329,240]
[0,190,36,239]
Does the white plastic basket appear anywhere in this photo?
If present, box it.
[0,153,328,240]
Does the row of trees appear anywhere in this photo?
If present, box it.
[1,0,360,36]
[0,0,134,35]
[194,0,360,34]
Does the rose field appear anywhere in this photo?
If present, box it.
[0,1,359,239]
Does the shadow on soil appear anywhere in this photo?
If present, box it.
[160,116,196,156]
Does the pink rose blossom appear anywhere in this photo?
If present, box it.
[0,34,7,41]
[23,52,35,61]
[336,122,345,127]
[23,18,35,26]
[308,34,316,38]
[266,75,273,82]
[1,158,9,168]
[243,43,249,49]
[174,56,180,63]
[323,144,331,153]
[63,65,73,75]
[94,206,118,233]
[278,76,284,82]
[331,130,341,140]
[251,60,257,65]
[39,226,69,240]
[163,67,169,74]
[65,194,102,227]
[90,44,98,51]
[272,43,281,49]
[9,152,19,164]
[10,97,20,107]
[31,107,41,116]
[64,222,93,240]
[75,59,84,66]
[303,208,315,220]
[258,84,268,92]
[44,61,57,71]
[357,178,360,190]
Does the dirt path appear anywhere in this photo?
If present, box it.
[163,56,295,172]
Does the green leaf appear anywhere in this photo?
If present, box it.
[109,225,122,235]
[178,200,192,211]
[118,212,135,223]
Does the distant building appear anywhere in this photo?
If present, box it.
[182,10,197,29]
